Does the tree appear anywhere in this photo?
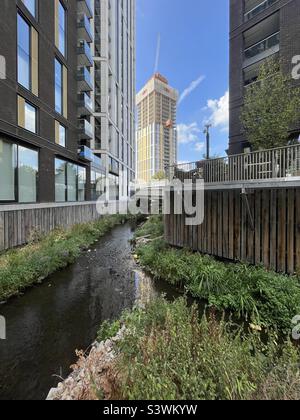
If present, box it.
[241,59,300,150]
[152,171,166,181]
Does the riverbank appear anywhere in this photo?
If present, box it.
[47,297,300,400]
[134,217,300,333]
[0,215,136,302]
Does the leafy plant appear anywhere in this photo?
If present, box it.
[241,58,300,149]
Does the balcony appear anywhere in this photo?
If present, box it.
[78,92,93,116]
[77,15,93,43]
[244,0,279,22]
[244,32,280,67]
[77,67,93,92]
[78,119,93,140]
[77,40,93,67]
[77,0,93,19]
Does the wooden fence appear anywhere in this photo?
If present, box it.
[165,188,300,274]
[0,202,101,252]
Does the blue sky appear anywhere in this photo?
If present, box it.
[136,0,230,162]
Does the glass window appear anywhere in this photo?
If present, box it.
[18,146,38,203]
[78,167,86,202]
[55,158,66,202]
[25,102,37,133]
[91,170,105,201]
[55,158,86,203]
[17,14,30,89]
[67,163,77,202]
[58,2,66,56]
[55,121,66,147]
[0,140,16,201]
[55,59,63,114]
[23,0,36,17]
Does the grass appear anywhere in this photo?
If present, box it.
[97,298,300,400]
[135,217,300,332]
[0,214,132,301]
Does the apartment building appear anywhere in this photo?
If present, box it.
[229,0,300,154]
[136,73,178,183]
[0,0,136,205]
[93,0,136,200]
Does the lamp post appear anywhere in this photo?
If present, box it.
[204,124,212,160]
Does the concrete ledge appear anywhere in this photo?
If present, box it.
[204,178,300,191]
[0,201,98,212]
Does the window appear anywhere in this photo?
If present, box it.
[55,59,63,114]
[0,141,16,201]
[22,0,36,17]
[58,2,66,56]
[17,14,30,90]
[17,13,39,95]
[67,163,77,202]
[78,167,86,202]
[91,170,105,201]
[55,158,86,202]
[0,139,38,203]
[18,146,38,203]
[55,58,67,117]
[55,121,66,147]
[55,158,66,202]
[55,0,66,56]
[18,96,37,134]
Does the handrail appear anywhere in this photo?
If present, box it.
[166,143,300,184]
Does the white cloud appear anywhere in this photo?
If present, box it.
[177,122,201,144]
[206,90,229,132]
[178,75,205,105]
[194,143,205,152]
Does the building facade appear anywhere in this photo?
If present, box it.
[229,0,300,154]
[136,73,178,183]
[93,0,136,200]
[0,0,136,205]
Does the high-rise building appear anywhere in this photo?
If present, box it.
[229,0,300,154]
[0,0,96,204]
[93,0,136,200]
[0,0,136,205]
[136,73,178,183]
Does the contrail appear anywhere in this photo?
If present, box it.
[154,33,161,74]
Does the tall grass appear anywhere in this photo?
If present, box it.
[98,298,300,400]
[0,215,129,301]
[135,217,300,332]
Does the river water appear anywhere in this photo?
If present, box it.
[0,223,180,400]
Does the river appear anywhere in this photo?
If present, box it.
[0,223,180,400]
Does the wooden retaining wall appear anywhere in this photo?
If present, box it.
[164,188,300,274]
[0,202,101,252]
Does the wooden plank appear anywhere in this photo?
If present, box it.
[287,189,295,274]
[228,190,234,260]
[269,190,277,271]
[234,190,241,260]
[261,190,270,269]
[296,188,300,272]
[223,191,229,258]
[277,189,287,273]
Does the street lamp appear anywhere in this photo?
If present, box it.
[203,124,212,160]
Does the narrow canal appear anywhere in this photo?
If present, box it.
[0,223,180,401]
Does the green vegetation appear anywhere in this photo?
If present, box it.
[241,59,300,149]
[135,217,300,332]
[98,298,300,400]
[0,215,130,301]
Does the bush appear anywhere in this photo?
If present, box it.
[135,218,300,332]
[103,298,300,400]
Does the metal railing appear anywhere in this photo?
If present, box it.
[167,144,300,184]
